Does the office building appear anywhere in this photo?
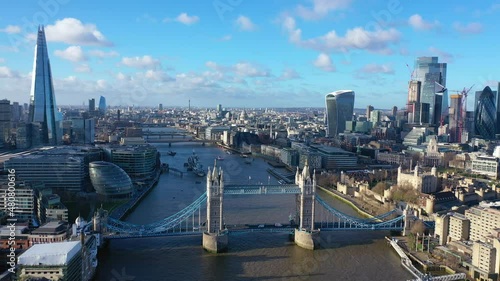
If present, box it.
[449,94,463,143]
[448,213,470,242]
[280,148,299,167]
[325,90,355,137]
[414,57,447,125]
[0,181,35,224]
[12,101,21,122]
[312,145,358,170]
[0,99,11,145]
[474,86,497,139]
[407,81,422,124]
[366,105,374,119]
[471,155,499,179]
[4,146,102,192]
[158,103,163,111]
[98,96,106,115]
[28,26,62,145]
[28,221,70,246]
[17,241,82,281]
[465,206,500,242]
[102,145,160,184]
[88,98,95,113]
[471,241,497,279]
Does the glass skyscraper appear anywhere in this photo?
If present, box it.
[98,96,106,115]
[474,86,496,139]
[325,90,355,137]
[414,57,447,125]
[28,26,61,145]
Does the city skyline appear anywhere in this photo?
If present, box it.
[0,1,499,109]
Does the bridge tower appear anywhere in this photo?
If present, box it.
[402,205,415,236]
[294,161,320,250]
[202,163,228,253]
[92,206,108,248]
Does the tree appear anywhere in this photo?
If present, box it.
[410,220,426,235]
[372,181,388,195]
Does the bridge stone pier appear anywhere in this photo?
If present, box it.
[203,165,228,253]
[294,161,320,250]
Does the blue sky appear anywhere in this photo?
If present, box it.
[0,0,498,109]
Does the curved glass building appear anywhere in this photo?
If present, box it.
[474,86,496,139]
[29,26,62,145]
[325,90,355,137]
[89,161,133,198]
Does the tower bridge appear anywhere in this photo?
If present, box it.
[93,161,415,252]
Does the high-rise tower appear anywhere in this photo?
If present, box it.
[414,57,447,126]
[474,86,496,139]
[28,26,61,145]
[98,96,106,115]
[325,90,355,138]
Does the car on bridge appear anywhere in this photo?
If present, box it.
[258,224,265,228]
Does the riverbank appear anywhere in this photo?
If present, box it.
[317,186,375,219]
[109,169,161,220]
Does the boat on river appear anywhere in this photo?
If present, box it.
[187,152,206,177]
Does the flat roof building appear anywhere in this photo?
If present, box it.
[17,241,82,281]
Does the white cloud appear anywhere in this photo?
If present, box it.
[408,14,440,31]
[144,70,174,82]
[236,15,257,31]
[359,63,394,74]
[54,46,87,62]
[281,16,302,43]
[75,64,92,73]
[0,66,20,78]
[281,16,400,54]
[0,58,4,63]
[279,68,301,80]
[40,18,112,46]
[429,47,454,63]
[121,55,161,69]
[205,61,270,77]
[453,22,483,34]
[116,72,131,81]
[0,25,21,34]
[88,50,120,58]
[235,63,269,77]
[296,0,353,20]
[175,13,200,25]
[313,53,335,72]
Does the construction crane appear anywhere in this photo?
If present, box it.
[406,63,416,81]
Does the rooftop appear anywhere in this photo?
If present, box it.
[18,241,81,266]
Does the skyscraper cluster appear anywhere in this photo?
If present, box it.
[406,57,447,126]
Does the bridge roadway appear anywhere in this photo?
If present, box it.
[224,184,301,195]
[145,139,218,144]
[103,224,297,240]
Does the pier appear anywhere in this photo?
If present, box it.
[387,237,466,281]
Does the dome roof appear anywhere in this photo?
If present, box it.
[75,216,86,227]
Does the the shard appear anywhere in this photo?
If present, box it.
[28,25,62,145]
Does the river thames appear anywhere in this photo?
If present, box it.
[95,141,412,280]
